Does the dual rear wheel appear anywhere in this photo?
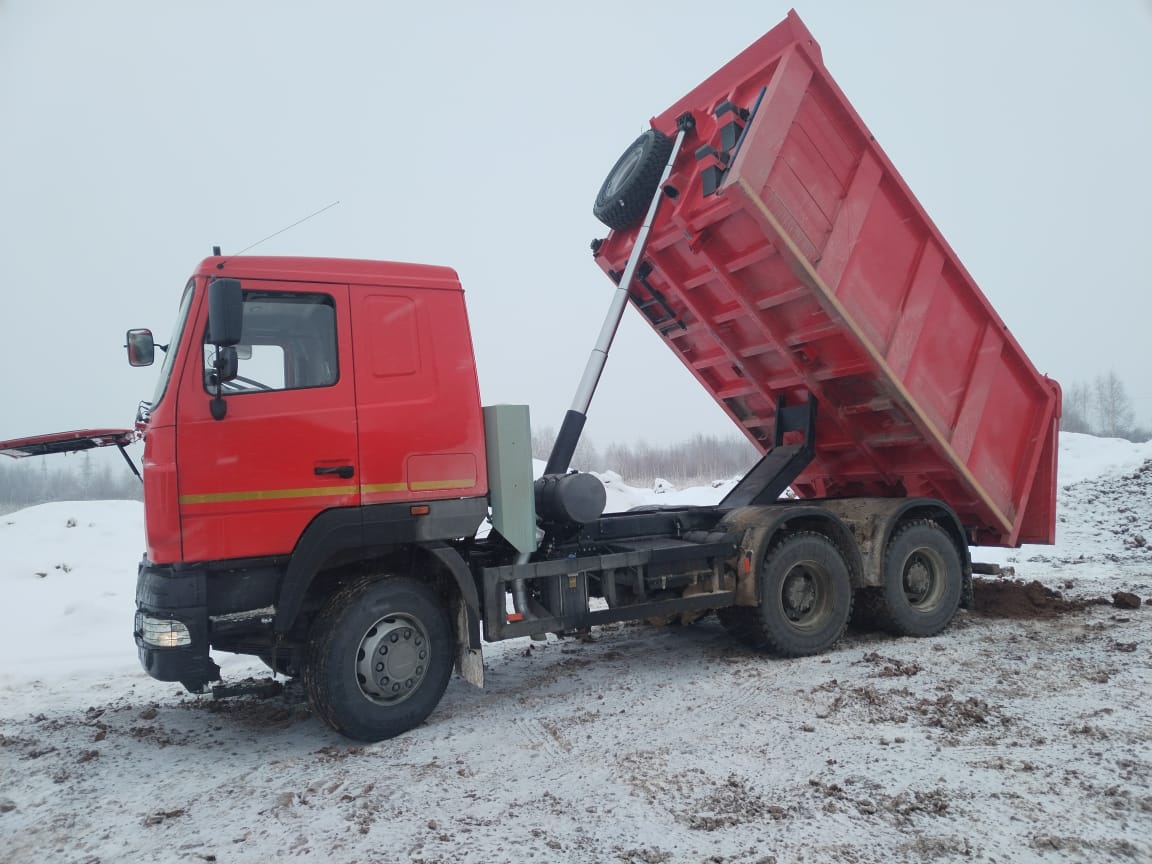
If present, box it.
[721,521,963,656]
[720,532,853,656]
[873,521,963,637]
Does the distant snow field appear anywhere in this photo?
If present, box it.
[1,432,1149,863]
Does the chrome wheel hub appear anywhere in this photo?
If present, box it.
[355,614,430,704]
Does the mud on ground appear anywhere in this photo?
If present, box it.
[2,569,1150,864]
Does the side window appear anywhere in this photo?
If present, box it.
[204,291,338,393]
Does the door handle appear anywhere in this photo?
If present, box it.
[315,465,355,480]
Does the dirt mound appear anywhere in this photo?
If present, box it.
[970,578,1106,619]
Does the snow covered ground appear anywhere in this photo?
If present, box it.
[1,433,1149,863]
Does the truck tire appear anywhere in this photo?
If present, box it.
[593,128,673,231]
[877,521,962,637]
[747,532,852,656]
[303,575,454,741]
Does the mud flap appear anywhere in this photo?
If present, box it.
[455,600,484,689]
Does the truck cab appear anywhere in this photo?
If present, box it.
[133,257,492,710]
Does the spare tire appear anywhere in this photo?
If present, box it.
[593,128,673,231]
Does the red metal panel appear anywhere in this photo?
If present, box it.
[594,11,1059,546]
[350,278,487,506]
[0,429,134,458]
[175,280,361,563]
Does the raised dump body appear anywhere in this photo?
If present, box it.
[593,10,1060,547]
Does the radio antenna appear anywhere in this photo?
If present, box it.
[229,200,341,257]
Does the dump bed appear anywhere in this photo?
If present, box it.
[593,10,1059,546]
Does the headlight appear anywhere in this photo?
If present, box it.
[141,616,192,648]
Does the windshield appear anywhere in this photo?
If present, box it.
[149,279,196,408]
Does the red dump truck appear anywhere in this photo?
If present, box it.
[1,11,1059,741]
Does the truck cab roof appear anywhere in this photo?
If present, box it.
[193,256,463,291]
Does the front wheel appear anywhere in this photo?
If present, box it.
[303,575,454,741]
[749,532,853,657]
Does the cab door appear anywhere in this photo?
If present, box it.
[350,283,486,506]
[176,281,358,562]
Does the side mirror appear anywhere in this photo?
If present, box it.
[208,278,243,347]
[126,329,155,366]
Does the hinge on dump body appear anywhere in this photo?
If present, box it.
[720,394,818,508]
[619,261,686,335]
[696,87,767,196]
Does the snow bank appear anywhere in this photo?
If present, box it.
[1,434,1150,863]
[0,501,144,680]
[3,433,1149,683]
[1057,431,1152,486]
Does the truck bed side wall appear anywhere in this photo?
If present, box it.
[594,12,1059,546]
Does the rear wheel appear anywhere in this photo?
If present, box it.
[747,532,853,656]
[879,521,962,637]
[303,575,454,741]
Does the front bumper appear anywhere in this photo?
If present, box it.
[134,559,219,691]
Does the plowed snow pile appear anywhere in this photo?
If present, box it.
[1,433,1149,864]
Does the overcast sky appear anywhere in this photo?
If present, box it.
[2,0,1150,452]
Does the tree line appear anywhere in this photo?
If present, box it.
[0,452,142,514]
[531,427,759,487]
[1059,371,1150,442]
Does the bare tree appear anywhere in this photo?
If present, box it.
[0,453,143,512]
[530,425,599,472]
[1093,370,1135,438]
[530,425,556,462]
[600,434,757,486]
[1060,381,1093,434]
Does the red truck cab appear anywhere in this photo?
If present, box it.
[134,256,491,693]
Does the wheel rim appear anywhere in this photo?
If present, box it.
[779,561,832,632]
[604,146,644,197]
[901,548,946,611]
[354,613,431,705]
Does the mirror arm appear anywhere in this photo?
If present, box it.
[209,346,228,421]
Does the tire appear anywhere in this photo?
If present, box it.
[747,532,853,657]
[878,521,963,637]
[593,128,673,231]
[303,575,454,742]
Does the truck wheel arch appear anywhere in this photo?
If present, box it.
[275,509,481,639]
[868,500,970,607]
[814,498,970,587]
[720,506,864,606]
[890,502,970,570]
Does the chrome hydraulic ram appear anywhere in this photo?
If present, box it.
[545,114,693,475]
